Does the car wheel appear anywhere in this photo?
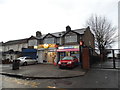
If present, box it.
[35,61,38,64]
[23,62,27,66]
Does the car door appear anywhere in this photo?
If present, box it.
[30,58,35,64]
[73,56,78,65]
[28,57,34,64]
[25,57,31,64]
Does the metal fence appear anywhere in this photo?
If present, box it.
[89,49,120,69]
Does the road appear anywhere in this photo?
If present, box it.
[1,69,119,89]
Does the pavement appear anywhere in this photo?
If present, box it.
[0,64,87,79]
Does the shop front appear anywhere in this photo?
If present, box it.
[57,45,80,62]
[37,44,58,64]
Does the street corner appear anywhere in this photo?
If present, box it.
[0,64,88,79]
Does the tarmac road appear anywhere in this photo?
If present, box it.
[1,69,119,89]
[0,63,120,89]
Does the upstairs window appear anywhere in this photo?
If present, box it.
[65,35,77,43]
[56,38,60,44]
[44,37,55,44]
[28,40,37,46]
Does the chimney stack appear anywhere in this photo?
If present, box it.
[36,31,42,38]
[66,25,71,32]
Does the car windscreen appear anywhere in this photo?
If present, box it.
[62,57,74,60]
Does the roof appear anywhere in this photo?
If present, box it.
[28,36,38,40]
[0,42,4,46]
[3,27,88,45]
[5,38,28,45]
[42,33,58,39]
[41,28,86,39]
[73,28,86,34]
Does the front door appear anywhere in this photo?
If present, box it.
[47,52,56,64]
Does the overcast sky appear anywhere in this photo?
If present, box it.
[0,0,119,48]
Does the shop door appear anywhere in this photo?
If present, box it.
[47,52,56,64]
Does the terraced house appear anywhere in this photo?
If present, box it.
[2,38,28,61]
[28,26,95,64]
[1,26,95,64]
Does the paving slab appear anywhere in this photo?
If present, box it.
[0,64,87,79]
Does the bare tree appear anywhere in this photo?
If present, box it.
[86,15,117,52]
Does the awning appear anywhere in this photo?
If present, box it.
[57,48,79,52]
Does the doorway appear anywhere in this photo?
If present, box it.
[46,52,56,64]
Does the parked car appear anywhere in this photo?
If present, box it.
[58,56,79,69]
[16,56,38,66]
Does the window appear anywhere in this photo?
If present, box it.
[65,35,77,43]
[56,38,60,44]
[44,38,55,44]
[73,56,77,59]
[26,57,32,59]
[28,40,37,46]
[62,56,74,60]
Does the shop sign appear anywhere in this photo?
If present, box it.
[64,46,73,49]
[74,46,79,48]
[34,46,38,49]
[58,46,79,49]
[58,47,64,49]
[38,44,58,49]
[44,44,49,48]
[57,48,79,52]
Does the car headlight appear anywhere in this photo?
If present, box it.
[58,62,61,64]
[67,61,72,64]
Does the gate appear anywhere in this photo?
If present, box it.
[89,49,120,69]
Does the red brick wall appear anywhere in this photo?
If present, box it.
[82,48,90,69]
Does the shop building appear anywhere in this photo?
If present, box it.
[57,45,79,60]
[37,33,59,64]
[27,32,59,64]
[56,26,94,62]
[36,26,95,64]
[37,44,58,64]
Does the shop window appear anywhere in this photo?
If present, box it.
[66,51,70,56]
[70,51,79,59]
[60,52,66,60]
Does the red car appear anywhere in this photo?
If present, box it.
[58,56,79,69]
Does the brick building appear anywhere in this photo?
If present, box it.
[1,26,95,64]
[35,26,95,63]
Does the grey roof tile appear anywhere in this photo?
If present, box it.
[5,38,28,45]
[4,27,87,45]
